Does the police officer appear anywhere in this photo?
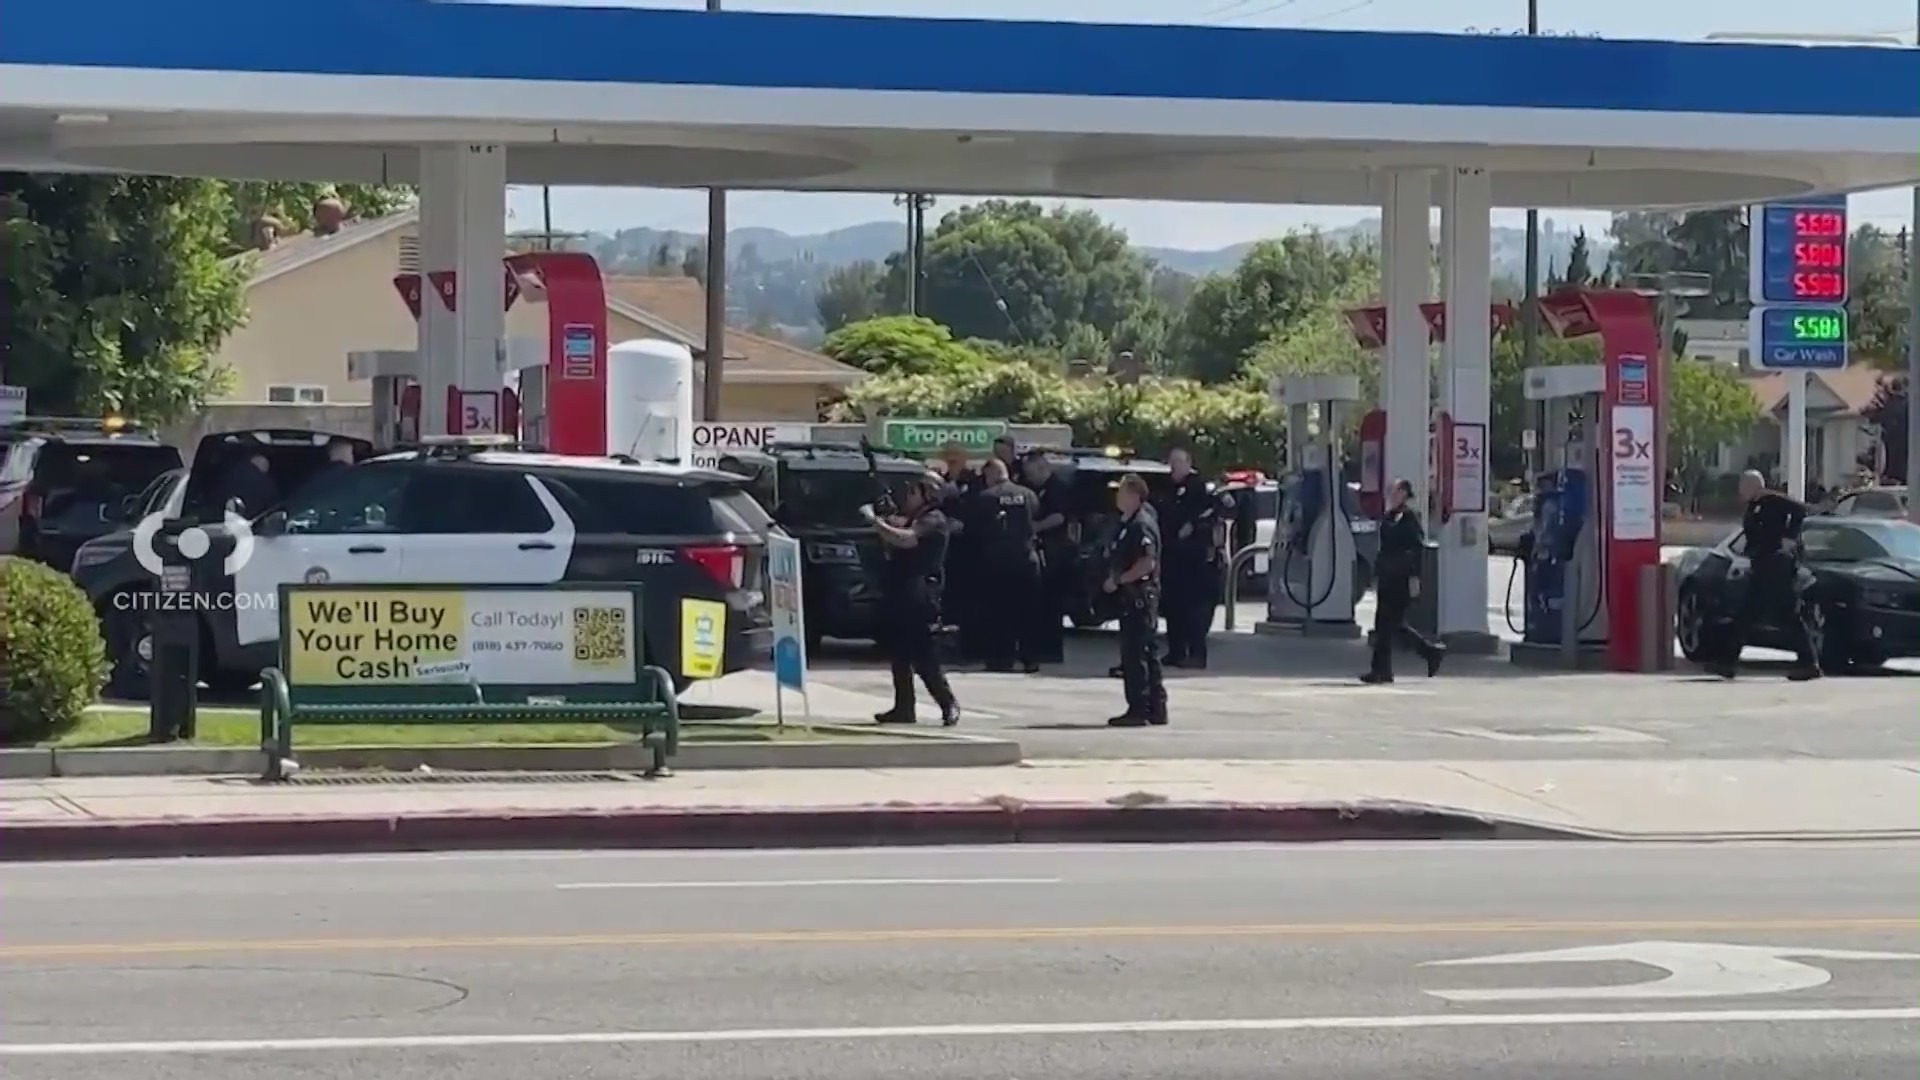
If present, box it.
[1711,470,1821,681]
[1156,447,1222,669]
[1023,450,1072,665]
[936,441,986,661]
[1106,473,1168,726]
[867,473,961,726]
[1362,478,1447,684]
[977,457,1043,673]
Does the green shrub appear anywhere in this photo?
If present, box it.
[1,557,108,745]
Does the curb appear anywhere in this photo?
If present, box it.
[0,800,1585,861]
[21,729,1019,778]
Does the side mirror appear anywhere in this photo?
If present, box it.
[224,497,245,517]
[116,495,141,521]
[257,511,288,537]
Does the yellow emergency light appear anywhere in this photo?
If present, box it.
[100,415,127,432]
[1103,445,1124,458]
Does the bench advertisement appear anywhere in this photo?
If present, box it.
[283,586,638,686]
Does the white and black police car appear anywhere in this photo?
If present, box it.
[72,433,772,697]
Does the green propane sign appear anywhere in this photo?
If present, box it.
[878,419,1008,453]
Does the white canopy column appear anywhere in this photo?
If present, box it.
[417,143,508,436]
[1437,166,1498,651]
[1379,169,1432,511]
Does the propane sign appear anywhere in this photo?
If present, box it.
[691,422,810,469]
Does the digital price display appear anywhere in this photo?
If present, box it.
[1752,197,1849,305]
[1751,305,1848,370]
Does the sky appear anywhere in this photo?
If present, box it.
[500,0,1920,248]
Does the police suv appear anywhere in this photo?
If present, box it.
[74,435,772,697]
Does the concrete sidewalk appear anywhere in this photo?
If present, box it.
[4,758,1915,859]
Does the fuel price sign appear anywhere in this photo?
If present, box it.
[1750,195,1849,305]
[1750,305,1848,370]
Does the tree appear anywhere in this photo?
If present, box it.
[1563,228,1594,288]
[1667,359,1761,498]
[225,182,411,254]
[819,316,987,378]
[1,174,245,422]
[1847,225,1908,369]
[649,242,675,274]
[682,241,706,284]
[889,200,1153,347]
[1608,208,1747,317]
[1174,232,1378,384]
[815,260,887,333]
[1865,374,1907,484]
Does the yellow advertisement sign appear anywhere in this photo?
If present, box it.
[283,587,637,686]
[679,598,727,680]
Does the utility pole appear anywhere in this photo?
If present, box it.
[896,193,934,315]
[701,0,728,421]
[542,186,554,250]
[1520,0,1541,442]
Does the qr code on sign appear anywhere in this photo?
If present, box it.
[572,606,629,667]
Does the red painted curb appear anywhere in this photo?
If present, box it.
[0,802,1571,861]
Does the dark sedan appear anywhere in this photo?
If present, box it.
[1674,517,1920,673]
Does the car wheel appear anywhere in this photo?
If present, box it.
[102,596,153,701]
[1674,586,1714,662]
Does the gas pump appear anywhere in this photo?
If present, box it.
[1510,365,1609,662]
[1263,374,1364,638]
[347,350,423,450]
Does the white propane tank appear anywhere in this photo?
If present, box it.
[605,338,695,463]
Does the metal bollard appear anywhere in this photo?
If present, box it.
[1221,545,1264,632]
[1558,555,1579,668]
[1638,561,1678,673]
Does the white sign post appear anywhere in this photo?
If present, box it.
[691,422,810,470]
[765,532,810,731]
[0,385,25,425]
[1424,941,1918,1003]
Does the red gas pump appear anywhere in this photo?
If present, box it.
[1356,408,1387,519]
[504,252,610,457]
[1536,287,1666,673]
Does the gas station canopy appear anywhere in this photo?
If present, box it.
[0,0,1915,208]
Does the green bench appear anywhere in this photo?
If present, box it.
[259,582,680,781]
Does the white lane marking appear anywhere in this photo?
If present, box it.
[554,877,1063,891]
[4,1008,1915,1057]
[1424,941,1920,1002]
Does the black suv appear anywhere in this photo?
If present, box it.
[0,418,184,573]
[1031,450,1177,627]
[718,442,929,646]
[77,437,773,698]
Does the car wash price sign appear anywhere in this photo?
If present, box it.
[1749,194,1849,371]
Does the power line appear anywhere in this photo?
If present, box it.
[1199,0,1264,18]
[1298,0,1381,27]
[1218,0,1303,23]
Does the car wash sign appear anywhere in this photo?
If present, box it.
[691,422,810,469]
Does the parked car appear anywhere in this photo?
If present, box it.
[1830,486,1908,519]
[75,434,772,698]
[1672,517,1920,673]
[718,442,928,646]
[0,417,183,573]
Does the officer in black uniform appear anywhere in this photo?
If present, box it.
[1362,478,1447,684]
[1711,470,1821,681]
[867,473,961,726]
[1106,473,1168,726]
[1156,446,1222,669]
[1023,450,1072,665]
[936,441,985,661]
[977,457,1043,673]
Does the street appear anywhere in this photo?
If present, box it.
[4,843,1916,1078]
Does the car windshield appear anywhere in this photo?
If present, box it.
[1864,523,1920,562]
[779,470,916,529]
[1846,490,1907,516]
[32,442,184,524]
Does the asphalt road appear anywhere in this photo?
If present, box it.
[4,844,1916,1078]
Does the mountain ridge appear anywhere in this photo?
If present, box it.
[590,216,1613,283]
